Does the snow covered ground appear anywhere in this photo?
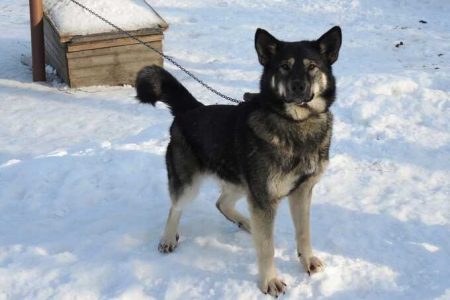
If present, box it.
[1,0,449,299]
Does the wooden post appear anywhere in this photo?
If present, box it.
[29,0,46,81]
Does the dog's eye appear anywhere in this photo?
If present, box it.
[308,64,317,71]
[280,63,290,71]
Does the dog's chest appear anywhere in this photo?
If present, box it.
[248,110,331,198]
[267,153,319,198]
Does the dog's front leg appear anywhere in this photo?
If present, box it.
[288,177,324,275]
[249,199,286,296]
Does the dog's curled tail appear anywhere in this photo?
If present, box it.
[135,65,204,116]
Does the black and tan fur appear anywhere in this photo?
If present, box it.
[135,26,342,297]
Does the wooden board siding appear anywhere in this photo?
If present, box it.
[64,27,165,44]
[66,41,163,87]
[67,34,163,52]
[44,16,70,84]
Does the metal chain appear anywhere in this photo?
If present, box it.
[66,0,242,104]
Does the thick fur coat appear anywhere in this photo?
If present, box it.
[135,26,342,297]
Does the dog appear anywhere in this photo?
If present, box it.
[135,26,342,297]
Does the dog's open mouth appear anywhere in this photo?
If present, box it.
[295,93,315,106]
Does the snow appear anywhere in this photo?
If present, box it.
[43,0,167,36]
[1,0,450,299]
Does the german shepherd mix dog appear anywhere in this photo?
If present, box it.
[136,26,342,297]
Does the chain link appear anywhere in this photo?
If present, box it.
[66,0,242,104]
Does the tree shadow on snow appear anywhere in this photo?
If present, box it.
[0,37,33,83]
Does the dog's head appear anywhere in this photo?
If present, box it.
[255,26,342,120]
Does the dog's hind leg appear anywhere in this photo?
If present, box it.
[158,133,202,253]
[216,183,251,232]
[158,173,202,254]
[159,205,182,253]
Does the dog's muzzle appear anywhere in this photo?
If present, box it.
[285,79,314,106]
[285,93,315,106]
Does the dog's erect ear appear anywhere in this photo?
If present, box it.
[255,28,279,66]
[317,26,342,65]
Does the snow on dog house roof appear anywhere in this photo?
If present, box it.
[44,0,168,41]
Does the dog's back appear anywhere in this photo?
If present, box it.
[172,103,246,184]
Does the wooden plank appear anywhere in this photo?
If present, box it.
[44,16,70,84]
[67,40,162,65]
[66,41,163,87]
[67,34,163,52]
[43,14,63,41]
[69,59,163,87]
[68,41,162,71]
[69,58,163,87]
[61,27,166,44]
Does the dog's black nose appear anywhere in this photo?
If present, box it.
[291,80,305,92]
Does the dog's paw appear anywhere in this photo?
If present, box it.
[260,277,286,297]
[301,255,324,275]
[158,233,179,254]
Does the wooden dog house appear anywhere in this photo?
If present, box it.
[43,0,168,87]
